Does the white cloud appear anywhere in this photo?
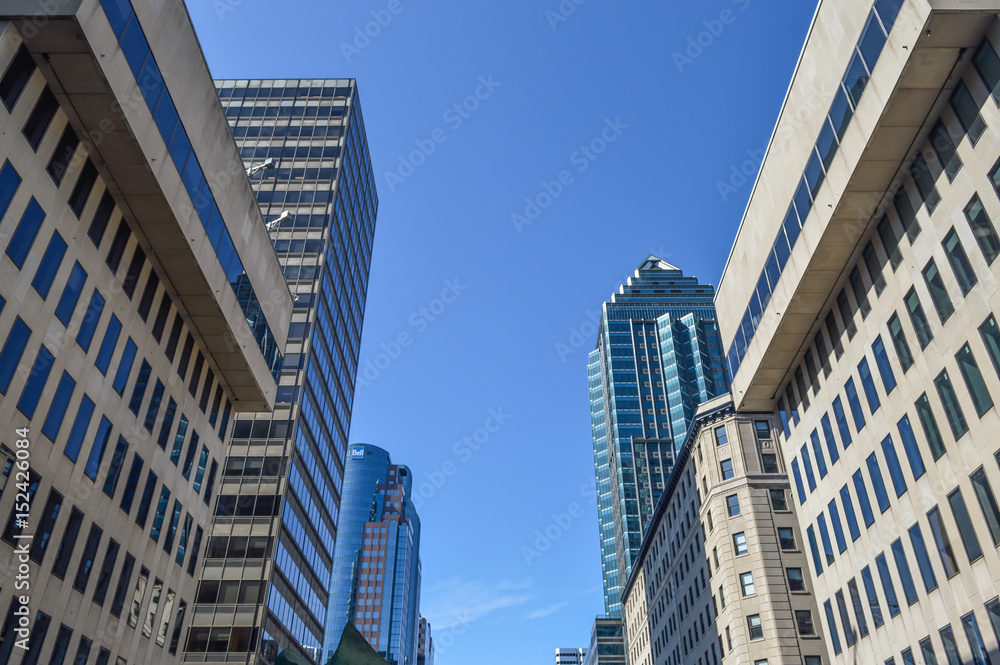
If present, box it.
[422,578,532,630]
[526,600,569,619]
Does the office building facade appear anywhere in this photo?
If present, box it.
[0,1,292,664]
[580,618,625,665]
[717,1,1000,663]
[555,647,585,665]
[417,617,433,665]
[589,256,728,616]
[185,80,377,664]
[622,395,825,665]
[322,444,421,665]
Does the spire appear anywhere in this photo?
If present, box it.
[638,255,681,272]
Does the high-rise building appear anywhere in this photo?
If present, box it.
[589,256,728,616]
[417,617,433,665]
[322,444,421,665]
[580,618,625,665]
[716,1,1000,663]
[185,80,377,664]
[555,647,586,665]
[621,395,823,665]
[0,1,291,664]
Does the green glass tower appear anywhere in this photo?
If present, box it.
[589,257,728,616]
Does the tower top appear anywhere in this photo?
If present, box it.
[638,255,680,272]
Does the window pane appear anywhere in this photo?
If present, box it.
[31,232,67,299]
[840,485,861,541]
[912,154,941,212]
[895,187,920,243]
[930,120,962,181]
[964,194,1000,264]
[833,396,853,447]
[824,600,843,655]
[927,506,960,578]
[792,459,806,504]
[829,499,848,553]
[821,414,840,465]
[876,552,901,617]
[956,344,993,417]
[858,358,881,413]
[941,624,962,665]
[867,454,892,513]
[948,488,984,562]
[970,467,1000,547]
[836,590,856,647]
[935,369,969,439]
[818,513,835,565]
[807,525,823,576]
[896,415,926,480]
[950,79,985,142]
[980,315,1000,377]
[962,612,991,665]
[878,214,902,269]
[848,577,869,637]
[881,435,908,498]
[920,637,939,665]
[915,393,947,460]
[854,470,876,527]
[923,259,955,323]
[801,444,817,492]
[944,229,978,295]
[908,523,938,592]
[905,288,934,348]
[846,378,867,430]
[891,538,919,605]
[888,313,914,372]
[5,198,45,269]
[862,565,883,627]
[810,429,827,478]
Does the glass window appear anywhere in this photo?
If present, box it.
[838,289,857,340]
[5,198,46,269]
[981,315,1000,376]
[28,489,62,564]
[41,371,75,442]
[905,288,934,349]
[943,229,978,296]
[970,467,1000,546]
[858,358,881,413]
[948,487,983,562]
[741,571,755,596]
[747,613,763,640]
[895,186,921,242]
[762,453,779,474]
[845,378,867,430]
[833,396,853,447]
[720,459,735,480]
[848,577,869,638]
[887,313,914,372]
[826,310,844,359]
[16,345,54,419]
[95,315,122,375]
[829,499,848,553]
[829,84,854,140]
[73,523,103,592]
[908,522,938,592]
[896,415,926,480]
[876,552,901,617]
[881,435,908,498]
[87,190,115,247]
[76,289,105,352]
[935,369,969,439]
[818,513,836,564]
[46,126,80,186]
[920,637,939,665]
[863,240,886,294]
[110,553,135,618]
[807,525,823,576]
[714,425,728,446]
[105,221,130,273]
[726,494,740,516]
[821,413,840,465]
[923,259,955,323]
[796,609,815,636]
[956,344,993,417]
[878,214,902,269]
[163,499,182,553]
[128,359,151,415]
[986,599,1000,653]
[964,195,1000,264]
[824,600,843,655]
[31,231,67,299]
[867,453,892,512]
[850,266,871,318]
[928,506,960,579]
[851,470,875,531]
[51,507,83,579]
[135,470,158,529]
[836,589,856,647]
[976,39,1000,101]
[870,339,896,395]
[112,337,138,395]
[0,45,36,110]
[119,455,143,515]
[941,624,963,665]
[962,612,991,665]
[891,538,919,605]
[840,484,862,541]
[92,539,120,606]
[787,567,805,592]
[844,48,870,107]
[69,159,98,217]
[951,80,987,143]
[801,444,817,491]
[83,416,112,481]
[807,430,826,480]
[912,154,942,212]
[731,532,749,555]
[915,393,947,460]
[930,120,963,181]
[102,437,129,499]
[778,527,796,551]
[150,488,171,543]
[862,565,884,627]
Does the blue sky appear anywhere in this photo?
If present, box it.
[188,1,817,662]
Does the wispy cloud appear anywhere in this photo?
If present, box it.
[423,578,532,630]
[526,600,569,619]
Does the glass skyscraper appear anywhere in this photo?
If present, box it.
[184,79,377,664]
[322,444,421,665]
[589,256,727,616]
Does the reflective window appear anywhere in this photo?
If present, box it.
[792,459,806,504]
[720,458,735,480]
[112,337,138,395]
[905,288,934,349]
[896,415,926,480]
[848,577,868,638]
[911,154,941,212]
[923,259,955,323]
[840,484,861,541]
[95,315,122,375]
[818,513,836,565]
[829,499,848,553]
[970,467,1000,547]
[73,524,103,592]
[863,241,886,294]
[92,539,120,606]
[778,527,796,551]
[948,487,983,562]
[858,358,881,413]
[740,571,755,596]
[63,395,94,463]
[824,600,842,655]
[75,289,105,352]
[935,369,969,439]
[887,313,914,372]
[853,470,876,527]
[927,506,960,579]
[878,214,903,269]
[975,38,1000,103]
[821,413,840,465]
[833,396,853,447]
[867,453,892,512]
[930,120,962,181]
[46,126,80,186]
[31,232,67,299]
[862,565,883,627]
[943,229,978,295]
[875,552,901,617]
[84,416,113,481]
[726,494,740,516]
[41,372,75,442]
[961,612,991,665]
[846,378,867,430]
[919,637,938,665]
[891,538,919,605]
[807,525,823,576]
[119,455,143,515]
[951,81,987,144]
[102,436,129,499]
[801,444,817,491]
[881,435,908,497]
[956,344,993,417]
[941,624,962,665]
[16,345,54,419]
[908,522,938,592]
[5,198,45,269]
[0,45,36,110]
[981,315,1000,376]
[836,590,855,647]
[747,614,763,640]
[51,507,83,579]
[964,195,1000,264]
[915,393,947,460]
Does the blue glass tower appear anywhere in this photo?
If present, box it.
[589,257,728,616]
[322,444,421,665]
[185,79,378,665]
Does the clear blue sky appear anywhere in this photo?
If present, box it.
[188,1,816,662]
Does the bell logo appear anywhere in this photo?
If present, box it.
[351,447,366,459]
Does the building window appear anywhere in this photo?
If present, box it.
[923,259,955,323]
[905,288,934,349]
[927,506,960,578]
[875,552,901,617]
[801,444,817,491]
[970,467,1000,547]
[943,229,978,296]
[891,538,920,605]
[871,336,897,394]
[810,429,828,478]
[112,338,138,395]
[46,126,81,186]
[747,614,763,640]
[726,494,740,516]
[68,159,98,218]
[887,313,914,372]
[896,415,926,480]
[787,567,805,592]
[951,82,987,144]
[853,470,876,527]
[92,539,120,606]
[840,485,861,541]
[862,565,884,627]
[795,610,816,636]
[956,344,994,417]
[832,396,853,447]
[848,577,869,638]
[941,624,962,665]
[807,525,823,576]
[824,600,842,655]
[754,420,771,439]
[778,527,796,551]
[829,499,848,553]
[733,532,748,556]
[51,507,83,580]
[715,425,728,446]
[32,232,68,299]
[849,266,872,318]
[867,453,892,513]
[930,120,963,181]
[935,369,969,439]
[863,240,887,295]
[964,195,1000,264]
[845,378,867,430]
[741,572,755,596]
[915,393,947,460]
[908,523,938,592]
[981,315,1000,378]
[73,524,103,593]
[770,489,787,511]
[720,459,735,480]
[0,45,36,110]
[948,487,984,563]
[792,459,807,504]
[17,345,54,419]
[6,198,46,269]
[985,599,1000,652]
[881,435,908,498]
[818,513,836,564]
[878,214,903,269]
[761,453,779,474]
[962,612,991,665]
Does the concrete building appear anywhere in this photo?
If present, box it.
[0,1,291,664]
[589,257,728,616]
[555,646,585,665]
[580,617,625,665]
[622,395,824,665]
[717,0,1000,663]
[417,617,433,665]
[321,445,421,665]
[186,78,377,665]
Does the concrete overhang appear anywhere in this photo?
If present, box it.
[3,0,292,410]
[717,0,1000,411]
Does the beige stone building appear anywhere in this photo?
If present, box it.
[622,395,824,665]
[717,0,1000,662]
[0,1,290,664]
